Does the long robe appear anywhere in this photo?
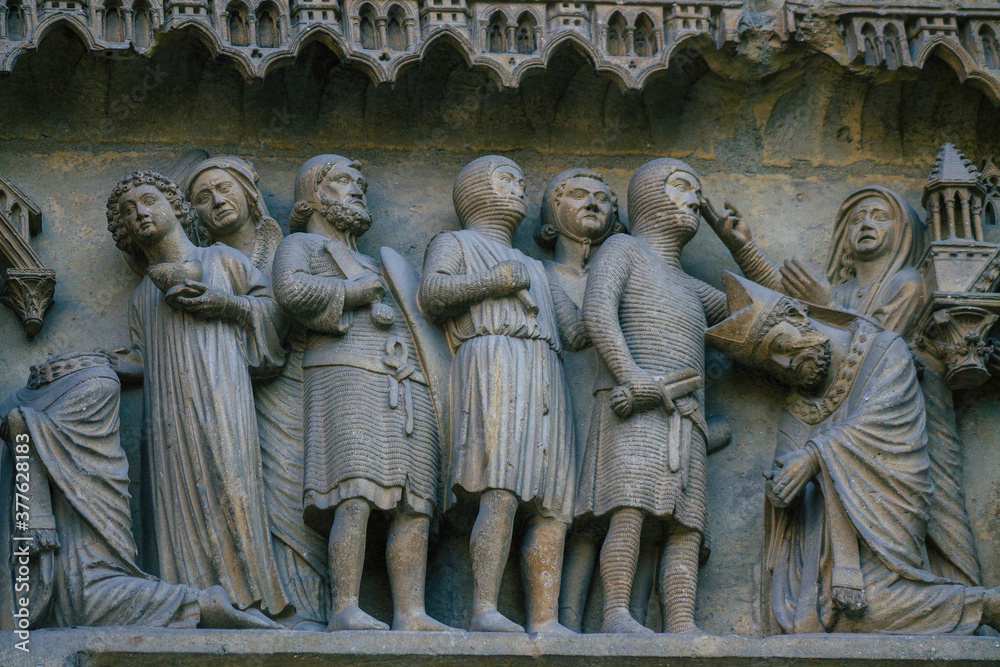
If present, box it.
[0,365,201,628]
[129,243,288,614]
[766,322,984,634]
[738,244,982,586]
[247,219,330,625]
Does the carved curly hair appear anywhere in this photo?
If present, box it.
[106,170,201,265]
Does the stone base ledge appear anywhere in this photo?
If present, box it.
[2,628,999,666]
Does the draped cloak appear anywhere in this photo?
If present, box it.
[765,322,984,635]
[129,244,289,615]
[0,365,201,628]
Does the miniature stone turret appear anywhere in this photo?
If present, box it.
[0,172,55,339]
[914,143,1000,389]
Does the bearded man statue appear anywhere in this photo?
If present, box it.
[272,155,453,633]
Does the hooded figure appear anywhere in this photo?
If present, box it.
[184,155,331,630]
[182,156,284,276]
[709,185,983,598]
[575,158,728,634]
[419,155,576,635]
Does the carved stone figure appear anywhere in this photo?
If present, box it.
[532,168,654,632]
[104,170,289,618]
[0,353,278,630]
[577,158,727,634]
[272,155,452,633]
[184,156,330,630]
[708,186,984,593]
[705,272,1000,635]
[419,155,575,635]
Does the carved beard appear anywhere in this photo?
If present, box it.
[320,196,372,237]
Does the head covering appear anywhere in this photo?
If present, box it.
[293,154,358,209]
[825,186,925,316]
[452,155,526,230]
[626,158,700,240]
[182,155,271,224]
[706,272,859,365]
[537,168,621,250]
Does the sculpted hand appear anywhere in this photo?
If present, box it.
[490,260,531,295]
[765,447,819,508]
[610,370,661,418]
[344,273,385,309]
[168,280,240,321]
[780,259,835,307]
[703,198,753,252]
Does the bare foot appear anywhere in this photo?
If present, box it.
[470,608,525,633]
[198,586,282,629]
[327,604,390,631]
[601,608,654,634]
[982,587,1000,631]
[291,619,327,632]
[393,610,461,632]
[527,619,576,636]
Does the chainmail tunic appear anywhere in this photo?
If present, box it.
[576,233,726,531]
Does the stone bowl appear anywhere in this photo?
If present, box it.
[147,260,203,294]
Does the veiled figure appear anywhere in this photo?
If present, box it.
[710,186,983,595]
[184,156,329,628]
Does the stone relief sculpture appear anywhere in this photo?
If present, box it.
[0,171,55,338]
[533,168,653,632]
[272,155,453,633]
[705,272,1000,635]
[103,170,289,622]
[707,183,985,601]
[0,352,278,630]
[419,155,575,635]
[576,158,727,634]
[183,156,330,631]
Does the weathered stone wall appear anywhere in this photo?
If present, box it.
[2,28,1000,639]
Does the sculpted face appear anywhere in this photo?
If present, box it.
[663,171,702,239]
[491,164,526,204]
[759,305,832,392]
[555,176,615,241]
[118,184,178,250]
[318,163,368,214]
[190,168,250,237]
[847,195,895,260]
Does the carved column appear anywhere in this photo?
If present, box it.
[221,11,230,41]
[505,22,515,53]
[0,8,8,40]
[653,27,663,54]
[95,6,105,39]
[351,16,360,43]
[404,17,416,49]
[375,16,387,49]
[600,24,608,52]
[249,13,259,46]
[625,26,635,56]
[534,24,543,49]
[477,19,487,51]
[0,268,56,339]
[123,7,133,40]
